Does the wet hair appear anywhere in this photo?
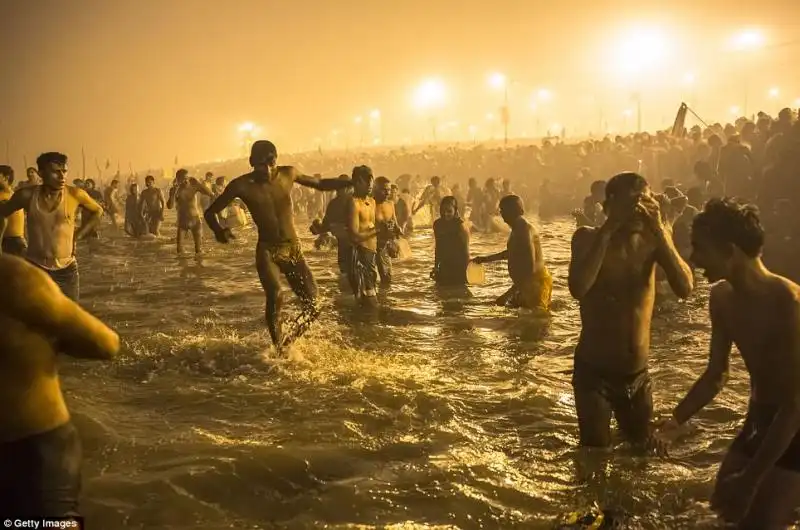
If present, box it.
[352,165,373,182]
[215,176,226,185]
[692,198,764,258]
[111,179,119,186]
[85,178,95,188]
[0,165,14,184]
[499,194,524,217]
[249,140,277,167]
[374,176,390,187]
[338,173,350,181]
[36,152,68,172]
[205,171,214,178]
[431,176,441,186]
[604,172,648,201]
[145,175,155,183]
[27,167,37,174]
[176,169,188,179]
[129,183,138,193]
[439,195,461,219]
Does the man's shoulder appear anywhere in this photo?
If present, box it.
[572,225,598,241]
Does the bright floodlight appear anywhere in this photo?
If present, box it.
[488,72,507,89]
[239,122,255,133]
[413,79,447,110]
[369,109,381,119]
[623,109,634,117]
[794,98,800,108]
[768,87,780,98]
[683,72,696,85]
[485,113,495,121]
[468,125,477,134]
[729,106,741,116]
[537,89,553,102]
[354,116,363,124]
[732,30,765,51]
[550,123,563,134]
[613,27,670,76]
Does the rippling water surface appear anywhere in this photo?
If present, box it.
[65,212,752,529]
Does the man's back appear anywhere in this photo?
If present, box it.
[0,255,119,442]
[715,275,800,405]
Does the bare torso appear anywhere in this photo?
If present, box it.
[507,219,544,285]
[575,227,658,374]
[0,310,69,442]
[353,197,377,252]
[716,277,800,405]
[140,187,163,214]
[229,169,298,244]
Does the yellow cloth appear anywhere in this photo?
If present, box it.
[515,267,553,311]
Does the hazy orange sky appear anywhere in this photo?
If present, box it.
[2,0,799,172]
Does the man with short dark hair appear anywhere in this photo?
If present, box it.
[568,172,693,449]
[473,195,552,310]
[0,152,103,300]
[167,169,213,255]
[656,198,800,528]
[204,140,351,350]
[347,166,379,307]
[0,165,26,256]
[139,175,165,236]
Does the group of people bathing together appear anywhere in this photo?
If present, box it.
[0,141,799,528]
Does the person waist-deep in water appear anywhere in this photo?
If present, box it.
[431,196,470,286]
[567,172,693,449]
[0,254,119,517]
[473,195,553,310]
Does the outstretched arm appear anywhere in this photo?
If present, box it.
[74,188,103,240]
[204,181,239,237]
[296,173,352,192]
[6,257,120,360]
[672,287,732,425]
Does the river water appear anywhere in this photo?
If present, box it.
[64,212,752,530]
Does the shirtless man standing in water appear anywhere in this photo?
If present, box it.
[0,152,103,301]
[655,199,800,528]
[347,166,379,307]
[373,176,403,285]
[0,254,119,516]
[473,195,553,311]
[167,169,213,256]
[568,172,693,448]
[139,175,165,236]
[204,140,352,350]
